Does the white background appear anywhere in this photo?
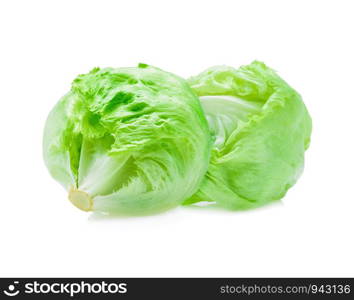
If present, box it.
[1,0,353,277]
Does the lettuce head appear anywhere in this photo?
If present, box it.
[43,64,211,214]
[184,61,312,209]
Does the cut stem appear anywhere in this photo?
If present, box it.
[68,187,93,212]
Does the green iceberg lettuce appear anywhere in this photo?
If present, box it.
[185,61,312,209]
[43,64,211,214]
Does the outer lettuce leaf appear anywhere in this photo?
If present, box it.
[43,64,211,214]
[185,61,312,209]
